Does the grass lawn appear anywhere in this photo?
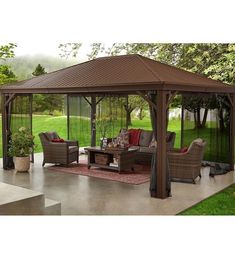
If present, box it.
[0,115,229,163]
[179,184,235,215]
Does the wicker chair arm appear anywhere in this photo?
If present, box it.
[168,151,187,157]
[65,140,79,147]
[45,142,68,151]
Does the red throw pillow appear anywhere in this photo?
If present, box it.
[180,147,188,153]
[128,129,141,146]
[52,138,65,143]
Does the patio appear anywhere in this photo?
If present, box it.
[0,153,234,215]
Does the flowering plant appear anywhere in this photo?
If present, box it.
[8,127,35,157]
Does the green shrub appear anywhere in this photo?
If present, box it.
[8,127,35,157]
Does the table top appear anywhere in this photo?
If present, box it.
[84,146,139,154]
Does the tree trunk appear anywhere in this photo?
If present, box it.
[193,111,197,128]
[219,109,225,132]
[201,108,208,128]
[194,108,206,129]
[126,110,132,126]
[124,104,134,127]
[196,108,201,128]
[166,108,169,129]
[138,107,143,120]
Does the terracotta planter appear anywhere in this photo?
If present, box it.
[14,156,30,172]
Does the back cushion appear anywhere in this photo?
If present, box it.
[45,132,58,141]
[139,130,153,147]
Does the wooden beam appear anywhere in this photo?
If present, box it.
[180,104,185,149]
[2,94,14,169]
[4,93,16,107]
[227,93,233,107]
[29,94,34,163]
[2,94,7,169]
[83,96,91,106]
[96,97,104,105]
[229,94,235,170]
[67,94,70,139]
[156,90,168,199]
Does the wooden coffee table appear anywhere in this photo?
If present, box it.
[84,147,138,173]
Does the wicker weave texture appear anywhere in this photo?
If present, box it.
[39,132,79,166]
[168,139,207,183]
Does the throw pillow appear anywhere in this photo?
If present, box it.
[149,136,157,148]
[116,129,129,147]
[52,138,65,143]
[128,128,141,146]
[180,146,188,153]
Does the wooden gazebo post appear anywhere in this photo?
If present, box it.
[1,93,15,169]
[229,93,235,170]
[156,90,168,198]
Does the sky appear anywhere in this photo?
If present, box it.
[13,42,91,61]
[2,0,235,60]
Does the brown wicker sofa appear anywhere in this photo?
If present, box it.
[168,138,207,183]
[39,132,79,166]
[129,130,176,164]
[109,129,176,164]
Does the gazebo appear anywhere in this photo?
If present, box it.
[1,54,235,199]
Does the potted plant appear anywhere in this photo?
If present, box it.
[8,127,35,172]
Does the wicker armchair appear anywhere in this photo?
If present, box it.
[168,138,207,183]
[39,132,79,166]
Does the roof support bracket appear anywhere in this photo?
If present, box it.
[4,93,16,107]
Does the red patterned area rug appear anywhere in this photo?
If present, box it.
[48,160,151,185]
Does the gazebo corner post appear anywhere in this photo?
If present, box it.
[67,94,70,140]
[180,97,185,148]
[29,94,34,163]
[125,95,129,129]
[1,93,7,169]
[91,95,97,147]
[229,93,235,170]
[1,94,14,170]
[156,90,169,199]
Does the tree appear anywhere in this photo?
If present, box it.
[0,43,17,85]
[0,65,16,85]
[32,64,47,76]
[124,96,148,126]
[32,64,64,114]
[0,43,17,60]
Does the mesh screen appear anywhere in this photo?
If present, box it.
[96,96,126,143]
[10,95,31,134]
[68,95,126,147]
[182,94,230,164]
[68,95,91,146]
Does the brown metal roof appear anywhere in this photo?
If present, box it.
[1,54,235,94]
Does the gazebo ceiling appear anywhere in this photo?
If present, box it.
[1,54,235,94]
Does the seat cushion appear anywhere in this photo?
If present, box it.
[139,146,155,153]
[129,145,140,150]
[139,130,153,147]
[69,146,78,153]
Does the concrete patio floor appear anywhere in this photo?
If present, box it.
[0,153,235,215]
